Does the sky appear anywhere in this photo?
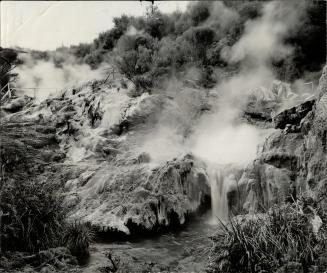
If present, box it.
[1,1,189,51]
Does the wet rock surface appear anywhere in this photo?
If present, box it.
[228,66,327,214]
[243,80,313,128]
[1,67,326,272]
[66,154,210,234]
[273,99,315,129]
[1,79,211,236]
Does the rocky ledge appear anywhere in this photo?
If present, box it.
[65,154,210,235]
[0,79,211,235]
[227,66,327,214]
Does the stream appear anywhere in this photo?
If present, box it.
[82,211,217,273]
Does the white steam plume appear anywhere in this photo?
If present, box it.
[223,1,307,67]
[190,1,307,166]
[142,1,308,168]
[14,52,108,101]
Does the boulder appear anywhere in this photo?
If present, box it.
[273,99,315,129]
[66,154,210,234]
[2,96,29,112]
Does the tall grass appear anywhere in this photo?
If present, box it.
[0,179,66,252]
[63,222,94,258]
[0,178,94,264]
[207,196,327,273]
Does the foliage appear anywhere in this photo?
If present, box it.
[207,196,327,273]
[0,179,66,253]
[0,47,20,93]
[63,222,94,258]
[283,1,326,78]
[70,43,92,60]
[83,50,104,69]
[189,1,211,26]
[115,50,138,80]
[0,134,36,176]
[13,1,325,91]
[93,15,130,51]
[198,66,216,88]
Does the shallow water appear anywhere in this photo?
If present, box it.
[83,211,217,272]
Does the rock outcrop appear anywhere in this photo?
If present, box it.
[65,154,210,234]
[0,78,211,235]
[273,99,315,130]
[228,66,327,214]
[2,66,325,236]
[243,80,314,127]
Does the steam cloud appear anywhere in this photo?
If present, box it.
[142,0,308,167]
[14,52,108,101]
[224,1,306,67]
[13,0,309,168]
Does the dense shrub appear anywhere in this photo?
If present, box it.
[198,66,216,88]
[14,1,325,91]
[71,43,92,60]
[189,1,211,26]
[115,50,138,80]
[30,50,51,62]
[207,197,327,273]
[191,27,216,63]
[0,179,66,253]
[84,50,104,69]
[0,47,20,94]
[0,136,37,176]
[63,222,94,259]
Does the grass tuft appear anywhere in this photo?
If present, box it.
[63,221,94,258]
[207,195,327,273]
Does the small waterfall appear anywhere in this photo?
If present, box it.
[208,164,239,223]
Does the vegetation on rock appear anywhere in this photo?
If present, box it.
[63,222,94,259]
[23,1,325,93]
[0,47,21,95]
[207,195,327,273]
[0,179,66,253]
[0,1,326,272]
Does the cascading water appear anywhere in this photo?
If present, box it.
[207,164,241,223]
[208,167,228,221]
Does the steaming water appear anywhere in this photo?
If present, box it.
[208,167,229,221]
[207,164,241,223]
[83,212,216,273]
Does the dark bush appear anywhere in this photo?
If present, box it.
[132,74,153,95]
[189,1,211,26]
[145,14,165,39]
[115,50,138,80]
[0,179,66,253]
[27,0,324,95]
[198,66,216,88]
[63,222,94,259]
[84,50,104,69]
[207,197,327,273]
[71,43,92,60]
[0,48,20,94]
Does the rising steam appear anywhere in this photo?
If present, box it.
[14,0,309,169]
[224,1,307,67]
[14,52,108,101]
[143,1,308,168]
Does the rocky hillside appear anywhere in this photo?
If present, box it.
[2,65,323,236]
[1,77,213,236]
[226,65,327,215]
[1,61,325,273]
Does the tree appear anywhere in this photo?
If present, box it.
[83,50,104,69]
[115,50,138,80]
[0,48,21,95]
[71,43,92,61]
[189,1,211,26]
[183,26,215,64]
